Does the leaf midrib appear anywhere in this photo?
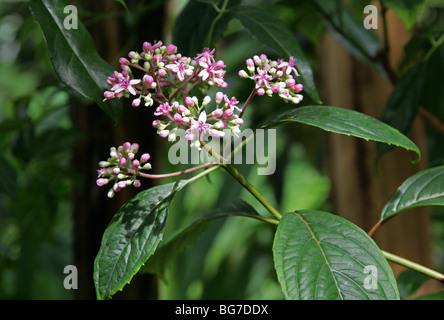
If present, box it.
[294,212,344,300]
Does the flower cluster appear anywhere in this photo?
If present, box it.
[96,142,152,198]
[103,41,228,109]
[98,40,304,194]
[152,92,244,149]
[238,54,303,104]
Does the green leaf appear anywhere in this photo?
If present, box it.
[273,210,400,300]
[263,105,420,161]
[376,63,426,160]
[233,5,321,104]
[28,0,122,122]
[142,199,262,279]
[381,0,425,31]
[93,180,188,300]
[312,1,385,76]
[380,165,444,224]
[397,269,430,299]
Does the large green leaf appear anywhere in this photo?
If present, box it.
[93,180,187,300]
[233,5,321,104]
[263,105,420,161]
[273,211,400,300]
[142,199,262,279]
[380,165,444,223]
[28,0,122,121]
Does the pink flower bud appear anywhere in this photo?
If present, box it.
[215,91,224,104]
[123,142,131,151]
[215,60,225,68]
[113,167,120,174]
[131,143,139,151]
[271,84,281,93]
[99,161,109,167]
[152,120,159,128]
[257,88,265,96]
[119,157,127,165]
[224,109,234,118]
[246,58,254,68]
[143,74,154,86]
[132,98,141,107]
[140,153,151,162]
[132,159,140,168]
[215,120,226,129]
[238,70,248,78]
[173,113,183,123]
[158,69,166,76]
[209,129,224,137]
[166,44,177,55]
[119,57,129,65]
[143,41,152,52]
[153,54,162,63]
[294,83,303,92]
[96,178,109,187]
[104,91,114,99]
[233,118,244,126]
[184,96,194,107]
[133,180,141,188]
[286,78,296,87]
[128,152,134,160]
[212,108,223,117]
[159,130,169,138]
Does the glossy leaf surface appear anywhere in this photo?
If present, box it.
[273,210,400,300]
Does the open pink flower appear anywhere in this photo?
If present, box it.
[154,102,172,116]
[195,47,215,64]
[110,72,141,96]
[186,111,211,141]
[165,59,194,81]
[251,68,272,89]
[278,56,299,76]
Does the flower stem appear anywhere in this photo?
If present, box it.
[223,164,282,220]
[239,88,257,118]
[198,140,281,220]
[136,162,219,179]
[383,250,444,283]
